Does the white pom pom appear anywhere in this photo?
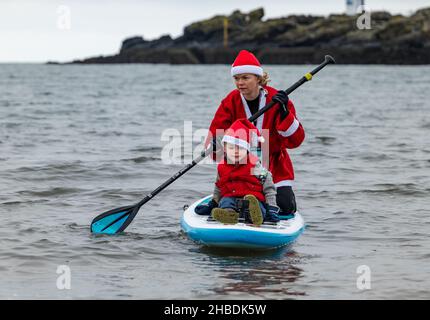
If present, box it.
[258,136,265,143]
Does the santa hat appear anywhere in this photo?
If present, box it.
[222,118,265,151]
[231,50,263,77]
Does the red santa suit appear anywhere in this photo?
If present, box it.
[216,154,266,202]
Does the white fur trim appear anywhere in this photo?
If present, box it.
[278,118,300,137]
[274,180,294,188]
[240,88,265,133]
[231,65,263,77]
[222,135,250,151]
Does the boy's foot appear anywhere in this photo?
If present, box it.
[211,208,239,224]
[244,195,263,226]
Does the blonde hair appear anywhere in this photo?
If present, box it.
[258,72,270,86]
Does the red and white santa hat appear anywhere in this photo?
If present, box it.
[231,50,263,77]
[222,118,265,151]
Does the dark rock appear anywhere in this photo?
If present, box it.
[120,36,147,53]
[148,35,174,49]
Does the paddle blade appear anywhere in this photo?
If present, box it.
[91,205,138,235]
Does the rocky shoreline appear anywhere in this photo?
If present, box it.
[68,7,430,65]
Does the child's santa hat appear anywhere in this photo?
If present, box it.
[231,50,263,77]
[222,118,265,151]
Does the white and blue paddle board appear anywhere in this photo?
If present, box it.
[181,195,305,250]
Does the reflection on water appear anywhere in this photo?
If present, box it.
[195,246,306,298]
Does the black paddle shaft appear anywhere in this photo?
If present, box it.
[136,55,335,209]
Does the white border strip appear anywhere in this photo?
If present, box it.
[239,87,266,133]
[222,135,250,151]
[278,118,299,137]
[274,180,294,188]
[231,65,263,77]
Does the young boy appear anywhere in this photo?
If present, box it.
[196,118,280,226]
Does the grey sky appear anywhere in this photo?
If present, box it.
[1,0,428,62]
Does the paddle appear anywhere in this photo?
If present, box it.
[91,55,336,234]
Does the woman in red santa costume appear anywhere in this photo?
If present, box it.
[204,50,305,218]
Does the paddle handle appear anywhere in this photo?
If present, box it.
[248,55,335,123]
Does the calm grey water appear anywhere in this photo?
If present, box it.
[0,63,429,299]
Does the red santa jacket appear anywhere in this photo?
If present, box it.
[216,154,265,202]
[207,85,305,188]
